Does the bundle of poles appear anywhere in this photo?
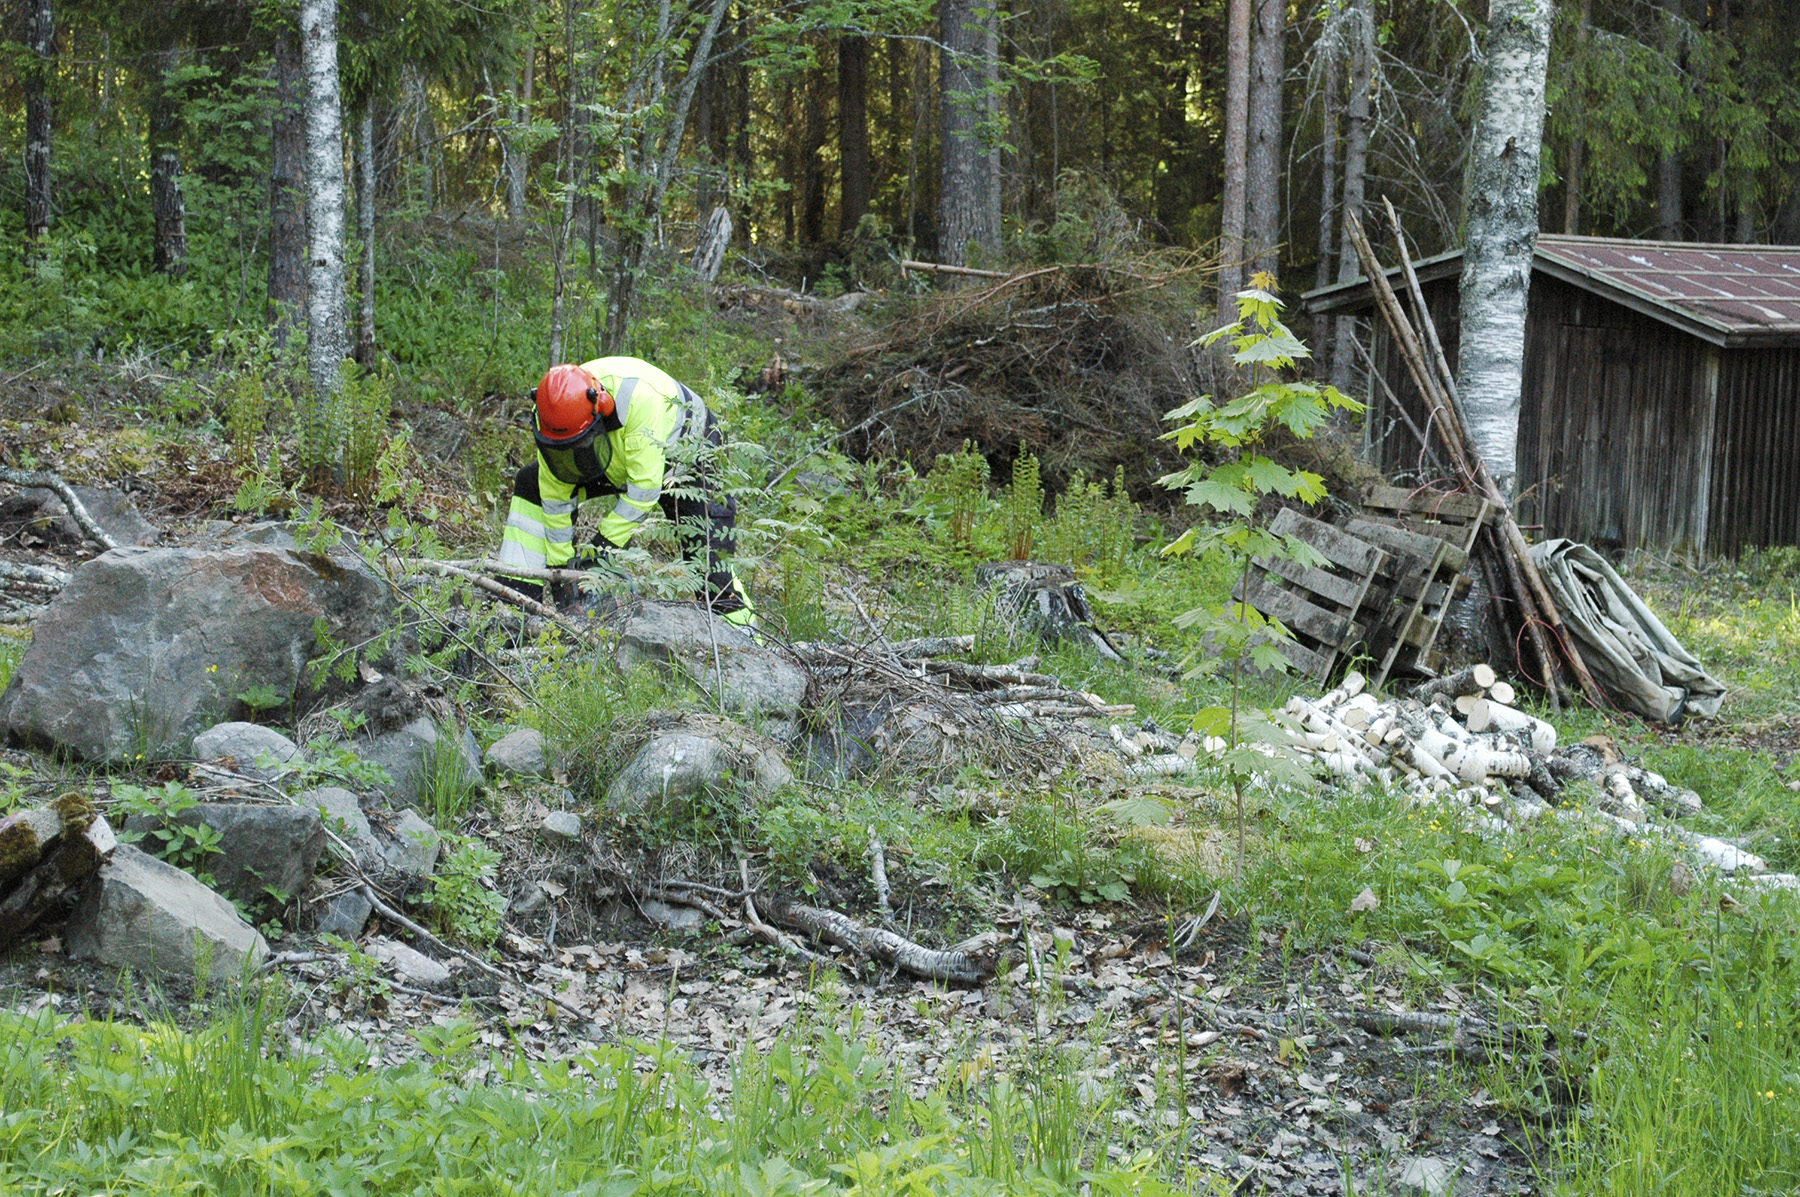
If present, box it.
[1343,201,1605,713]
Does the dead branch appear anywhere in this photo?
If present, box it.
[737,859,831,966]
[762,897,998,984]
[0,560,70,589]
[869,832,895,928]
[0,468,119,551]
[407,559,599,645]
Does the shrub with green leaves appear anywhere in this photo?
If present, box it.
[422,837,507,945]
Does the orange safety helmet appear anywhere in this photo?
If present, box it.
[533,364,617,445]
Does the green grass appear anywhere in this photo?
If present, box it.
[0,990,1200,1196]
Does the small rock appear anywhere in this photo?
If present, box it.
[382,810,441,878]
[507,884,549,918]
[298,787,382,869]
[65,843,268,980]
[539,811,582,843]
[1395,1156,1455,1197]
[193,722,304,781]
[640,899,704,931]
[605,713,792,817]
[355,717,481,806]
[122,803,325,905]
[486,727,548,778]
[366,936,452,988]
[316,889,372,938]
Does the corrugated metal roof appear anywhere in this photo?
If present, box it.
[1536,236,1800,338]
[1302,235,1800,347]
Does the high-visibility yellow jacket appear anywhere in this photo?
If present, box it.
[497,356,707,572]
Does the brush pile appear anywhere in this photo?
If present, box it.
[814,254,1207,493]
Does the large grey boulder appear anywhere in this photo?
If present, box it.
[606,713,793,816]
[486,727,548,778]
[616,602,810,733]
[66,843,268,980]
[298,786,382,869]
[123,803,325,905]
[0,484,161,549]
[0,546,393,761]
[354,717,481,806]
[193,722,304,781]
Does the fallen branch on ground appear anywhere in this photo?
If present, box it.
[0,560,70,589]
[0,468,120,551]
[762,897,1003,984]
[406,559,599,645]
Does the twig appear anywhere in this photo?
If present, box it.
[869,832,895,928]
[761,896,999,985]
[358,885,602,1023]
[0,468,119,551]
[407,558,599,645]
[900,258,1010,279]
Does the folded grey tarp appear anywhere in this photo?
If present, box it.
[1528,539,1725,723]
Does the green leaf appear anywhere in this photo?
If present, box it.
[1100,794,1175,828]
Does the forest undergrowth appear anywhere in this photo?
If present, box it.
[0,229,1797,1195]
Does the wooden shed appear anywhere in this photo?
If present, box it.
[1305,235,1800,556]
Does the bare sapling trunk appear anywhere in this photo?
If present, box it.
[1245,0,1285,280]
[1330,0,1372,393]
[268,27,307,345]
[356,102,376,366]
[507,38,535,221]
[150,46,188,277]
[1313,2,1341,378]
[1455,0,1554,501]
[1216,0,1251,324]
[937,0,1000,269]
[1656,0,1682,241]
[24,0,54,244]
[300,0,349,475]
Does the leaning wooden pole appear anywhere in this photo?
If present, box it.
[1342,212,1576,707]
[1377,200,1606,708]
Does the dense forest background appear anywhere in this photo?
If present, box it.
[2,0,1797,402]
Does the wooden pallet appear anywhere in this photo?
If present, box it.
[1354,486,1492,679]
[1232,508,1389,684]
[1359,486,1492,563]
[1345,517,1458,686]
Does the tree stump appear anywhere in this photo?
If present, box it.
[976,561,1124,662]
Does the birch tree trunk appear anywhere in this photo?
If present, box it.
[937,0,999,268]
[23,0,54,243]
[1329,0,1373,393]
[1216,0,1251,324]
[1245,0,1285,281]
[268,28,307,344]
[355,102,376,367]
[150,47,188,278]
[1455,0,1555,501]
[300,0,348,467]
[838,34,871,236]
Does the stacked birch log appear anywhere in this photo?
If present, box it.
[1184,663,1788,883]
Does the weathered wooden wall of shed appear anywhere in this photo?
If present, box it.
[1367,278,1460,485]
[1517,276,1719,556]
[1711,349,1800,553]
[1364,275,1723,555]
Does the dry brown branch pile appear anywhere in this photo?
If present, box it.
[815,256,1211,494]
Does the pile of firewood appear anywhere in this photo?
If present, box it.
[0,794,116,950]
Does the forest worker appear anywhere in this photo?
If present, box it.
[497,357,755,626]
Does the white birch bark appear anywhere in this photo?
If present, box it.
[301,0,348,420]
[1455,0,1554,500]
